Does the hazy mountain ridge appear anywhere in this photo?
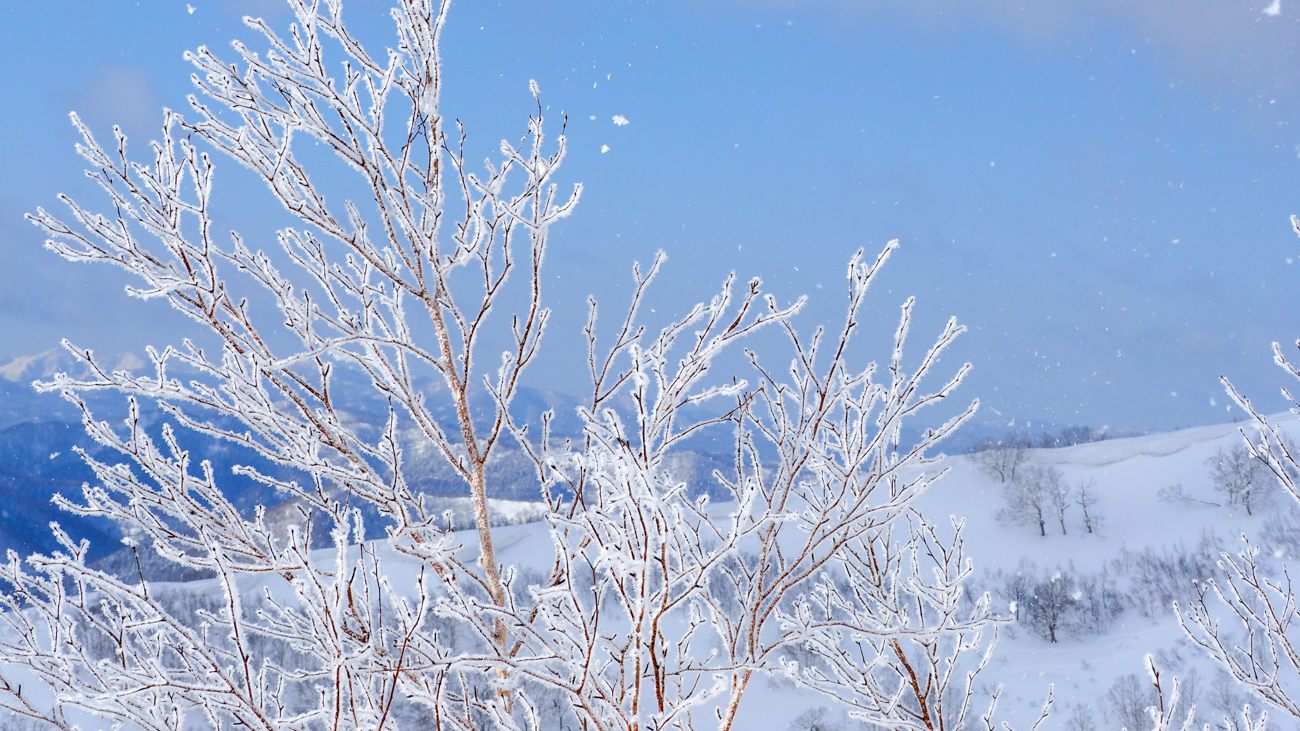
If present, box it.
[0,348,1147,570]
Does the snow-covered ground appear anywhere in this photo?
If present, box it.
[390,412,1299,728]
[8,414,1298,729]
[905,414,1300,729]
[349,413,1300,728]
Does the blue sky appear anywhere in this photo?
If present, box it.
[1,0,1297,431]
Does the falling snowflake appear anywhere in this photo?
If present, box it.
[1263,0,1281,16]
[612,115,630,127]
[187,3,197,14]
[600,144,610,154]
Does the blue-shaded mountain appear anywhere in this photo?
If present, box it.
[0,349,1142,565]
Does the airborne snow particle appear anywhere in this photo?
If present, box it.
[186,3,196,13]
[1264,0,1281,16]
[612,115,630,127]
[600,144,610,154]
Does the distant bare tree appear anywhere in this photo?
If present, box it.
[1025,567,1077,643]
[1004,562,1033,623]
[1046,468,1071,535]
[999,464,1062,537]
[1063,703,1098,731]
[1076,478,1101,534]
[1037,425,1100,449]
[974,434,1029,483]
[1206,445,1269,516]
[1105,672,1153,731]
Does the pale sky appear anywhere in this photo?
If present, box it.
[1,0,1297,431]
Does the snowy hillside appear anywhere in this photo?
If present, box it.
[261,412,1296,728]
[2,404,1294,730]
[108,413,1292,730]
[909,415,1300,729]
[466,412,1296,729]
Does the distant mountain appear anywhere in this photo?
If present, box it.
[0,348,1147,568]
[0,348,145,386]
[0,420,116,558]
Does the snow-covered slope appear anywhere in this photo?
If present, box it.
[332,412,1298,728]
[231,413,1299,728]
[908,414,1300,729]
[9,414,1298,729]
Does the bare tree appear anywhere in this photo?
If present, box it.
[1075,477,1101,534]
[1047,468,1071,535]
[1024,568,1077,643]
[1003,560,1034,623]
[462,245,997,730]
[1106,672,1155,731]
[973,434,1029,483]
[1206,445,1269,516]
[0,2,1044,730]
[1064,703,1099,731]
[999,464,1061,537]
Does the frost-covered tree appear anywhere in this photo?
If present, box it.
[0,1,1042,730]
[973,434,1029,483]
[1064,703,1099,731]
[1002,560,1034,623]
[999,464,1062,537]
[1205,445,1269,516]
[1047,468,1071,535]
[1075,477,1101,534]
[1175,213,1300,725]
[1073,569,1124,635]
[1024,568,1077,643]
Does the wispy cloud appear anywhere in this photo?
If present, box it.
[729,1,1300,104]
